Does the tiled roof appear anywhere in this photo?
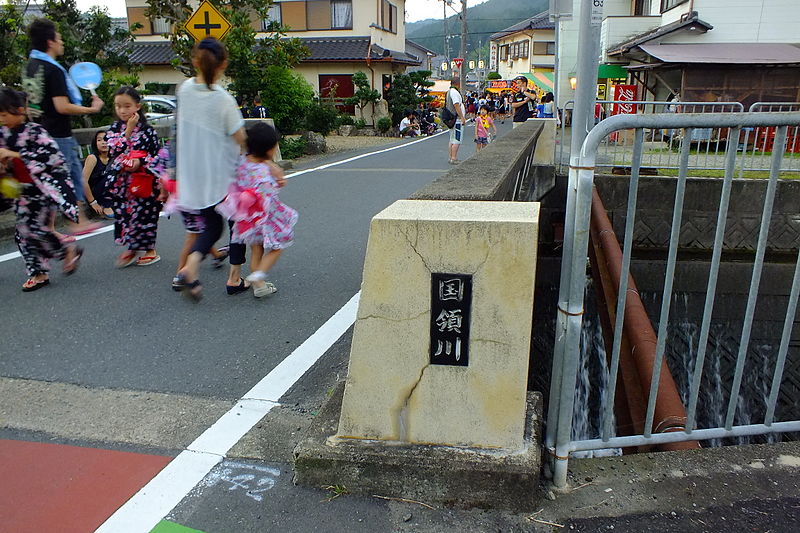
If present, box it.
[490,11,554,41]
[300,37,371,61]
[299,37,421,65]
[406,39,437,56]
[128,41,178,65]
[125,37,420,66]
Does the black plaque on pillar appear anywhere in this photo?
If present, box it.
[430,273,472,366]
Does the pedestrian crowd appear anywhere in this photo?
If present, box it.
[0,19,296,301]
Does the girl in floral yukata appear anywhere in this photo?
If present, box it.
[0,87,83,291]
[105,86,167,268]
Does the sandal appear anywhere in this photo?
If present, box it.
[116,251,138,268]
[136,254,161,266]
[59,235,77,244]
[176,273,202,302]
[22,277,50,292]
[253,281,277,298]
[63,246,83,275]
[171,275,183,292]
[212,249,229,269]
[226,278,250,295]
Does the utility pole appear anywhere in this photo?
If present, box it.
[459,0,468,86]
[442,0,449,61]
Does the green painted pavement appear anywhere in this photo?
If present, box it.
[150,520,207,533]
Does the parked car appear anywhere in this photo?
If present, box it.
[142,95,176,125]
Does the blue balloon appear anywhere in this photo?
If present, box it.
[69,62,103,90]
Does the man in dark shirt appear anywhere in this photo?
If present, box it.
[510,75,537,129]
[23,18,103,230]
[249,96,269,119]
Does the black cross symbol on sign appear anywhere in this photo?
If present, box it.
[194,11,221,35]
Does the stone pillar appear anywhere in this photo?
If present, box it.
[336,199,540,450]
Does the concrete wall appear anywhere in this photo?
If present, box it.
[410,121,550,202]
[593,175,800,254]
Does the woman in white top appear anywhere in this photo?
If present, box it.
[174,37,246,301]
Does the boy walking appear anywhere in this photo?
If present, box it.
[23,18,104,233]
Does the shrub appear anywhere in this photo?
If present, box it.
[376,117,392,133]
[304,100,339,136]
[354,118,367,129]
[487,71,502,80]
[261,66,314,134]
[337,114,355,126]
[280,136,308,160]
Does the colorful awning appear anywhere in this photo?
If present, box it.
[523,71,554,93]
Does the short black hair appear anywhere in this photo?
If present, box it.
[246,122,279,158]
[0,87,27,114]
[28,18,57,53]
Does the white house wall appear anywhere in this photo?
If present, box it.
[662,0,800,43]
[556,0,629,108]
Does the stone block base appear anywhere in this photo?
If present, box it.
[293,383,543,511]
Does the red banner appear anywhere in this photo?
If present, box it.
[612,85,637,115]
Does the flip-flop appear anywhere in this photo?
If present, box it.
[116,251,138,268]
[22,278,50,292]
[59,235,77,244]
[136,254,161,266]
[63,246,83,275]
[226,278,250,295]
[171,275,183,292]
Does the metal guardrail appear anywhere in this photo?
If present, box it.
[557,100,800,175]
[546,111,800,488]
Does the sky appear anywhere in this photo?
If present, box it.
[75,0,491,23]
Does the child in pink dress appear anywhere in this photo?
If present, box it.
[217,122,297,298]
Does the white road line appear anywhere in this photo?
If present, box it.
[284,130,447,179]
[2,132,445,265]
[96,291,360,533]
[0,224,115,263]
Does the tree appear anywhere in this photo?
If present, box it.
[386,70,435,124]
[487,72,502,80]
[0,2,27,87]
[145,0,310,106]
[409,70,434,104]
[344,72,380,125]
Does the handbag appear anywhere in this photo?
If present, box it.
[129,171,154,198]
[123,150,153,198]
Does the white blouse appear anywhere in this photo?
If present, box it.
[175,78,244,210]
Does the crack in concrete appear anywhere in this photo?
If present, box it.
[472,338,513,348]
[401,220,433,272]
[470,245,492,275]
[358,310,429,323]
[396,363,431,442]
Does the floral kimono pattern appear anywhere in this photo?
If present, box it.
[1,123,78,276]
[216,158,297,250]
[105,121,167,251]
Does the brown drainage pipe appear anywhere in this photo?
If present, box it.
[589,188,699,452]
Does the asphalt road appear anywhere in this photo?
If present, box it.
[0,132,463,399]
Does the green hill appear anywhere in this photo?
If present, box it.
[406,0,549,58]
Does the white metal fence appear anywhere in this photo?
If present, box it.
[546,111,800,488]
[557,101,800,175]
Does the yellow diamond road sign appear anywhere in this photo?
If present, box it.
[185,0,232,41]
